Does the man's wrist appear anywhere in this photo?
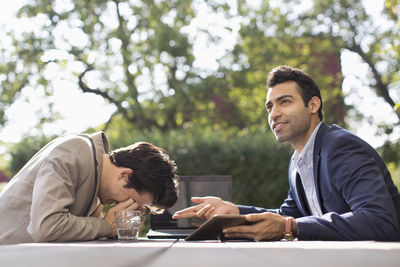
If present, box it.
[283,216,296,241]
[292,218,298,237]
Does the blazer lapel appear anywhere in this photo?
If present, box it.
[289,162,310,215]
[313,123,328,214]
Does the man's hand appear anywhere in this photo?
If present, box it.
[223,212,287,241]
[90,203,104,218]
[103,199,141,238]
[172,196,239,220]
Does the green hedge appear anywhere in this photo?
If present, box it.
[106,127,293,237]
[107,128,293,208]
[6,128,293,209]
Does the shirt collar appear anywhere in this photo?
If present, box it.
[292,122,323,167]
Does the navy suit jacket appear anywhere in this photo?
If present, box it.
[239,123,400,241]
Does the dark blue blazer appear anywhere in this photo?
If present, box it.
[239,123,400,241]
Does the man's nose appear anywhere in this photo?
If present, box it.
[269,106,281,121]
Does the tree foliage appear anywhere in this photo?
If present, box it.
[1,0,234,132]
[294,0,400,163]
[221,0,347,127]
[300,0,400,120]
[1,0,400,191]
[7,134,56,176]
[1,0,398,133]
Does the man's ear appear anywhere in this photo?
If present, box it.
[309,96,321,114]
[119,168,133,183]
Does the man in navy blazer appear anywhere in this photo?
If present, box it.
[173,65,400,241]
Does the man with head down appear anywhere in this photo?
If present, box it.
[0,131,178,244]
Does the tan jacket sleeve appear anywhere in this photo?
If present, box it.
[27,137,112,242]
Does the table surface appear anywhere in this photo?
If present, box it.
[1,239,400,267]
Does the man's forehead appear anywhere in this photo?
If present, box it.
[266,89,292,102]
[266,82,299,102]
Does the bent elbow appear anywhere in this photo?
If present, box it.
[27,217,62,242]
[28,224,54,243]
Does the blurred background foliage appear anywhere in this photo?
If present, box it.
[102,118,293,207]
[1,0,399,214]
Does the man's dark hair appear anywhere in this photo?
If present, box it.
[108,142,178,213]
[267,65,323,120]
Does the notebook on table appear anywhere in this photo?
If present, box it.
[146,175,233,239]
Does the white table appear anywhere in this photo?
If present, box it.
[1,239,400,267]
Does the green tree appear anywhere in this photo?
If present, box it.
[2,0,399,192]
[7,134,56,176]
[215,0,347,130]
[0,0,262,134]
[299,0,400,120]
[0,0,210,131]
[299,0,400,165]
[2,0,398,135]
[216,0,399,160]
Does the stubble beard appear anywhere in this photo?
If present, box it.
[273,120,309,146]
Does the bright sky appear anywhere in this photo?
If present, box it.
[0,0,398,149]
[0,0,116,143]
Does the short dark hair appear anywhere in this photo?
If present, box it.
[267,65,323,120]
[108,142,178,213]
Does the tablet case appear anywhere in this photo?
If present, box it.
[185,214,249,241]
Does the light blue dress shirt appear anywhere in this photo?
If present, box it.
[291,122,323,216]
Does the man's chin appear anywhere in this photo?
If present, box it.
[274,133,285,141]
[275,134,290,143]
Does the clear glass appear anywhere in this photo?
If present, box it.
[114,210,141,240]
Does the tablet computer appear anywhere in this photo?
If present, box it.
[185,214,250,241]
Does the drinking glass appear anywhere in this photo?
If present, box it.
[114,210,141,240]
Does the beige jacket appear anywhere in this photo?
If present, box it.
[0,132,112,244]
